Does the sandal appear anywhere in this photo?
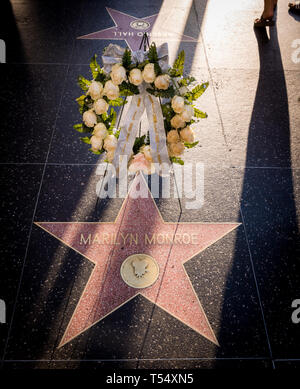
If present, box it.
[289,2,300,13]
[254,16,275,27]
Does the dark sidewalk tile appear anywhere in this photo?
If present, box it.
[0,64,68,163]
[3,223,94,361]
[274,360,300,369]
[0,164,43,356]
[137,358,272,369]
[177,167,240,222]
[34,164,124,223]
[232,168,300,358]
[47,65,104,164]
[0,0,82,64]
[2,360,139,369]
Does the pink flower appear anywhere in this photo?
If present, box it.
[128,152,155,175]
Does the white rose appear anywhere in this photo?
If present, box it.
[103,80,120,100]
[168,142,185,157]
[178,86,188,96]
[140,145,152,162]
[180,105,194,122]
[180,126,195,143]
[90,135,103,151]
[170,114,186,129]
[106,149,115,163]
[93,98,108,115]
[83,109,97,127]
[142,63,156,83]
[93,122,108,139]
[129,68,143,86]
[167,129,180,144]
[110,63,127,85]
[88,81,103,101]
[104,134,118,151]
[154,74,170,90]
[171,95,185,114]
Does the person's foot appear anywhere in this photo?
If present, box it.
[289,2,300,13]
[254,16,275,27]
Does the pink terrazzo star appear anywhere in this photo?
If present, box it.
[36,175,239,348]
[77,7,197,51]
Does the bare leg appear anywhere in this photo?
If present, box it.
[261,0,275,19]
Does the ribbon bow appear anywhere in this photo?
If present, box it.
[102,43,171,174]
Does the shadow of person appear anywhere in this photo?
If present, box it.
[0,0,27,62]
[288,9,300,21]
[215,23,300,366]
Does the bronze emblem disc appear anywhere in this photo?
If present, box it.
[120,253,159,289]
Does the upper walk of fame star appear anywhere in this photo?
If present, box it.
[78,7,197,51]
[35,175,240,348]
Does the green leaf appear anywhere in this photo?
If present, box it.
[101,112,108,122]
[89,54,106,82]
[78,75,91,91]
[73,123,85,133]
[95,73,108,84]
[90,54,100,79]
[122,48,132,69]
[148,42,159,63]
[191,82,209,99]
[189,119,198,124]
[137,59,150,70]
[96,115,104,124]
[133,135,146,154]
[76,95,93,114]
[146,85,175,98]
[169,50,185,77]
[107,97,126,107]
[119,81,139,96]
[170,156,184,165]
[100,108,117,130]
[80,136,91,144]
[161,103,173,119]
[108,108,117,130]
[184,141,199,149]
[120,88,135,96]
[193,108,207,118]
[154,62,162,76]
[90,148,105,155]
[76,95,86,106]
[114,129,120,139]
[178,76,196,87]
[164,119,172,132]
